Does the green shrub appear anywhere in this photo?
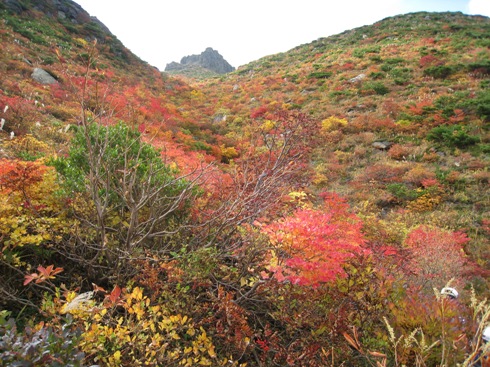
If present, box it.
[369,71,385,79]
[386,183,421,201]
[191,140,212,152]
[424,65,454,79]
[364,81,390,95]
[468,60,490,75]
[308,71,333,79]
[52,122,182,194]
[475,93,490,121]
[51,121,198,267]
[427,124,480,148]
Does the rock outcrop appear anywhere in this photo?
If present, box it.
[165,48,235,75]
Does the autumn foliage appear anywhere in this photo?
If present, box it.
[1,7,489,367]
[262,192,367,286]
[404,225,470,288]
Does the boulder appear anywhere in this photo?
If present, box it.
[349,73,366,83]
[31,68,57,84]
[372,141,393,150]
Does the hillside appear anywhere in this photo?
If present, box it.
[1,2,490,366]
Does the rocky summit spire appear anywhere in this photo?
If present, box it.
[165,47,235,75]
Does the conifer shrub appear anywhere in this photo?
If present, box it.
[308,71,333,79]
[363,81,390,95]
[423,65,454,79]
[427,124,480,148]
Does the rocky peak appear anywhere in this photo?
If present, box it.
[165,47,235,75]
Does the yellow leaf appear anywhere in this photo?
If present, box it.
[184,346,193,354]
[207,345,216,358]
[113,350,121,363]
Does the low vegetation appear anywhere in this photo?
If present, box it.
[0,5,489,366]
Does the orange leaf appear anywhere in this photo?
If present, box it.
[369,351,387,358]
[343,332,361,352]
[23,273,38,286]
[37,265,49,277]
[108,285,122,304]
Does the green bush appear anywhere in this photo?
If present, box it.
[386,183,421,201]
[424,65,454,79]
[308,71,333,79]
[364,81,390,95]
[51,121,198,267]
[369,71,385,79]
[475,93,490,121]
[468,60,490,74]
[52,122,181,194]
[427,124,480,148]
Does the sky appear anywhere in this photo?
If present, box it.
[74,0,490,71]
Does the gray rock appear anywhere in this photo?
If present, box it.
[349,73,366,83]
[165,61,185,72]
[31,68,58,84]
[372,141,393,150]
[213,114,227,123]
[165,47,234,74]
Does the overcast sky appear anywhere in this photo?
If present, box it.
[74,0,490,71]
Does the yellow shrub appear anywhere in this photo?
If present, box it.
[65,287,223,366]
[407,192,442,212]
[321,116,348,132]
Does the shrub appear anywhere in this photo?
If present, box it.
[0,311,85,366]
[308,71,333,79]
[261,192,366,286]
[363,81,389,95]
[424,65,454,79]
[369,71,385,79]
[51,122,200,281]
[387,144,410,160]
[404,226,469,288]
[386,183,421,201]
[321,116,348,132]
[427,124,480,148]
[468,60,490,75]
